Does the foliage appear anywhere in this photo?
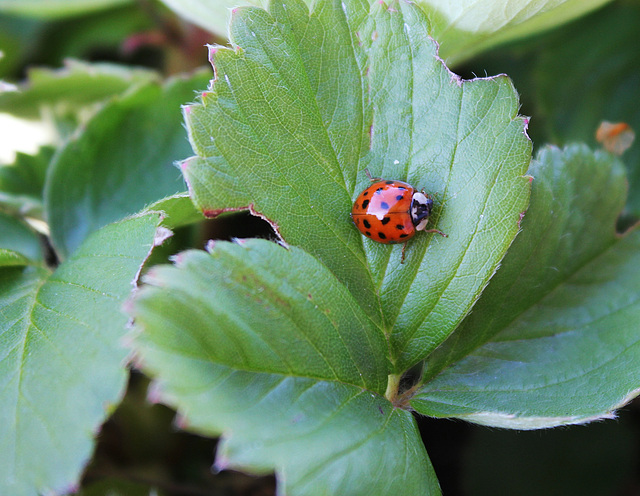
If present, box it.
[0,0,638,495]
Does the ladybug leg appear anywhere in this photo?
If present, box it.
[401,242,408,264]
[424,229,448,238]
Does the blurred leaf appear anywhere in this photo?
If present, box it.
[0,213,162,496]
[131,239,439,496]
[0,147,50,196]
[0,248,31,267]
[45,69,210,259]
[412,144,640,428]
[0,146,52,218]
[0,15,44,78]
[456,2,640,217]
[34,5,157,68]
[158,0,261,35]
[425,0,614,64]
[159,0,613,64]
[0,0,132,19]
[183,0,531,371]
[532,1,640,216]
[0,60,158,119]
[0,211,42,262]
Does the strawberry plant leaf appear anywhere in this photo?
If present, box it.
[182,0,531,371]
[0,146,53,219]
[0,60,158,120]
[45,70,209,259]
[158,0,613,65]
[182,0,378,317]
[0,213,163,496]
[0,211,43,263]
[0,248,31,267]
[131,239,440,496]
[532,2,640,216]
[412,144,640,428]
[422,0,614,64]
[144,192,204,229]
[157,0,252,38]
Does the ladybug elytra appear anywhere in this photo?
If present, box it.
[350,171,446,262]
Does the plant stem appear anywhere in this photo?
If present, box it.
[385,373,401,403]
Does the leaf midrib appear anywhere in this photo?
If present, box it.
[221,8,385,318]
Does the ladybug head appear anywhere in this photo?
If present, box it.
[411,192,433,231]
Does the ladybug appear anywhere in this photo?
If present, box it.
[351,171,447,262]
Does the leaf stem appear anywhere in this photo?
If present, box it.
[385,373,402,403]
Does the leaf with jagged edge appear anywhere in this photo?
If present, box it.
[45,70,210,259]
[0,212,43,263]
[157,0,613,64]
[0,213,165,496]
[0,146,53,220]
[412,144,640,429]
[181,0,531,372]
[0,60,157,119]
[131,239,440,496]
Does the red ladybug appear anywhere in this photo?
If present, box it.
[351,171,446,262]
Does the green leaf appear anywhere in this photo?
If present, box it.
[0,0,132,19]
[27,6,156,86]
[424,0,615,64]
[46,70,210,259]
[158,0,258,36]
[139,240,390,391]
[0,211,43,263]
[412,144,640,428]
[531,2,640,216]
[143,192,205,229]
[0,249,31,267]
[182,0,531,370]
[0,146,53,219]
[131,239,440,496]
[0,60,158,120]
[0,213,163,496]
[158,0,612,64]
[0,16,44,79]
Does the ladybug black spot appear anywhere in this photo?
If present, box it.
[363,219,371,229]
[361,199,370,209]
[396,195,404,201]
[385,181,394,185]
[378,232,387,240]
[375,188,384,194]
[381,217,391,225]
[400,233,408,238]
[380,201,390,210]
[396,224,404,230]
[365,231,372,237]
[363,191,369,196]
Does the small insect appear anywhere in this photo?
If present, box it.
[351,170,447,262]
